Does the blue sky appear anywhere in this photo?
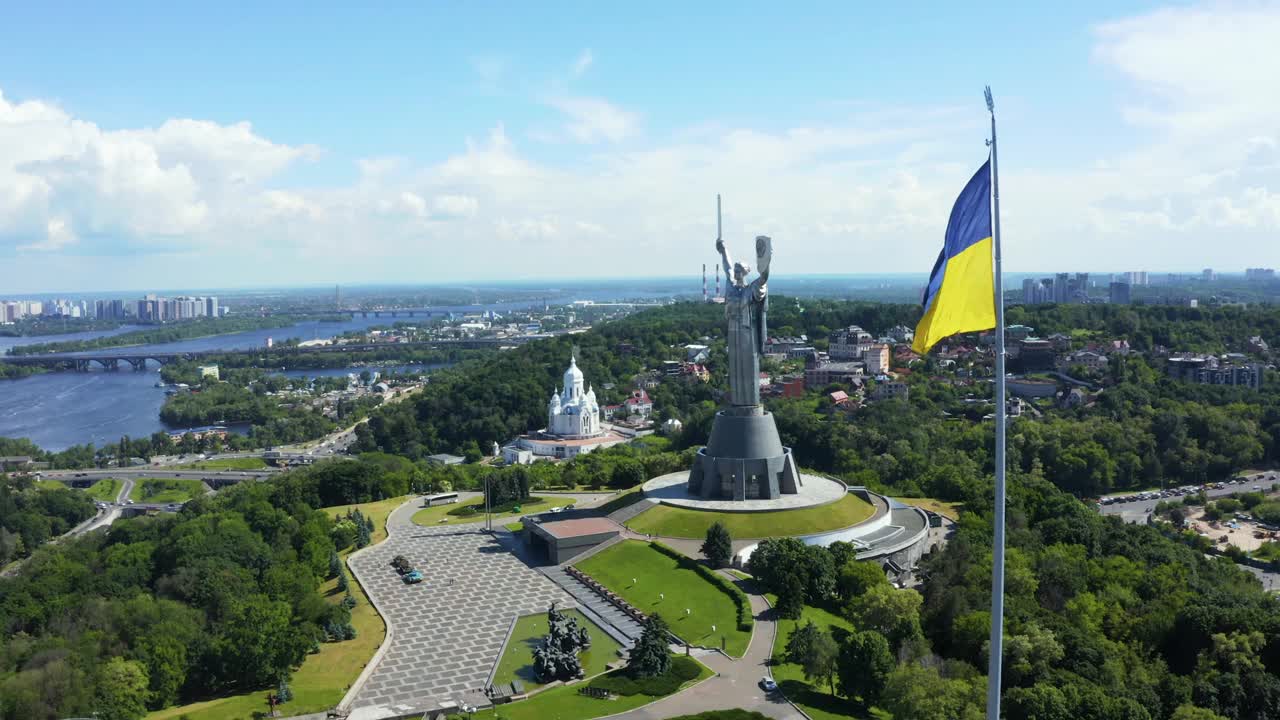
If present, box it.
[2,1,1278,292]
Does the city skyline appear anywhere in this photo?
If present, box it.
[2,2,1280,292]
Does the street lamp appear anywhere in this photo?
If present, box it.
[483,473,491,532]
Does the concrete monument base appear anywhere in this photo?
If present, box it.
[688,409,800,500]
[645,471,847,512]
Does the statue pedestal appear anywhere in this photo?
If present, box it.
[688,410,800,500]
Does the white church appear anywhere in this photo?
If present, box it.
[502,355,627,464]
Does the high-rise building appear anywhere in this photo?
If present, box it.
[206,296,218,317]
[1109,281,1131,305]
[1202,268,1216,281]
[1054,273,1069,303]
[1125,271,1149,286]
[1246,268,1276,281]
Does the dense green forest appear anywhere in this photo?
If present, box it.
[1007,303,1280,355]
[159,344,484,375]
[745,472,1280,719]
[158,368,385,448]
[0,457,403,719]
[4,315,320,356]
[357,300,1280,498]
[0,363,43,380]
[354,300,920,459]
[0,475,96,566]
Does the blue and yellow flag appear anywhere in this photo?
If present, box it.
[912,160,995,354]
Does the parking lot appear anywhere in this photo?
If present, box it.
[1098,471,1278,524]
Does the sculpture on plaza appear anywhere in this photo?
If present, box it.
[688,196,800,500]
[532,602,590,683]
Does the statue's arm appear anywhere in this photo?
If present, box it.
[716,239,733,284]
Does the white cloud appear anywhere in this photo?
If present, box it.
[19,218,77,252]
[5,3,1280,291]
[547,97,640,144]
[572,49,594,76]
[433,194,479,218]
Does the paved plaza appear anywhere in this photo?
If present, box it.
[347,500,573,713]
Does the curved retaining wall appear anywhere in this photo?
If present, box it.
[735,489,931,569]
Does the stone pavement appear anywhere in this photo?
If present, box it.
[346,499,573,713]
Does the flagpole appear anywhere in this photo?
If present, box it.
[983,85,1007,720]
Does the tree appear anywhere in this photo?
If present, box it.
[95,657,151,720]
[837,629,894,706]
[845,584,922,650]
[1170,706,1228,720]
[1004,683,1070,720]
[629,614,672,678]
[337,569,349,593]
[328,550,342,579]
[881,663,984,720]
[701,521,732,569]
[746,537,809,595]
[785,621,838,694]
[775,574,805,620]
[836,560,888,602]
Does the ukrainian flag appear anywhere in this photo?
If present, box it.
[912,160,995,354]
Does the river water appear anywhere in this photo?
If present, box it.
[0,314,456,450]
[0,292,668,450]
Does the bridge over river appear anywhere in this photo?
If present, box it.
[2,337,531,372]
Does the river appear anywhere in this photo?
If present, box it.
[0,313,465,450]
[0,293,665,450]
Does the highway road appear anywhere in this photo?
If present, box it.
[43,468,276,482]
[1098,470,1278,524]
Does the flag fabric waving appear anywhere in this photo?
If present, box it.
[912,160,996,354]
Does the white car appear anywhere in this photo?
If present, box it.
[759,677,778,692]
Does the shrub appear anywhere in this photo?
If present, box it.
[589,656,702,696]
[649,542,754,632]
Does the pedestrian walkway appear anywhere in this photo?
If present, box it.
[608,578,804,720]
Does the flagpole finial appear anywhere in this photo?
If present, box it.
[984,86,994,113]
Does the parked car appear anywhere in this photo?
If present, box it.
[403,570,424,584]
[391,555,412,575]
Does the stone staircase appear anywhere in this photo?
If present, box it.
[607,497,659,525]
[540,565,644,647]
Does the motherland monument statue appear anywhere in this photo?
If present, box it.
[688,196,801,500]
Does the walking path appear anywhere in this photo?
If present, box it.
[609,581,804,720]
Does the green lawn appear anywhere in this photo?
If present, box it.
[504,521,526,532]
[727,569,753,581]
[34,479,66,491]
[129,478,206,504]
[146,496,409,720]
[765,595,888,720]
[625,493,874,539]
[85,478,121,502]
[575,541,751,657]
[892,497,962,521]
[411,495,576,527]
[472,659,713,720]
[492,610,624,691]
[174,456,268,470]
